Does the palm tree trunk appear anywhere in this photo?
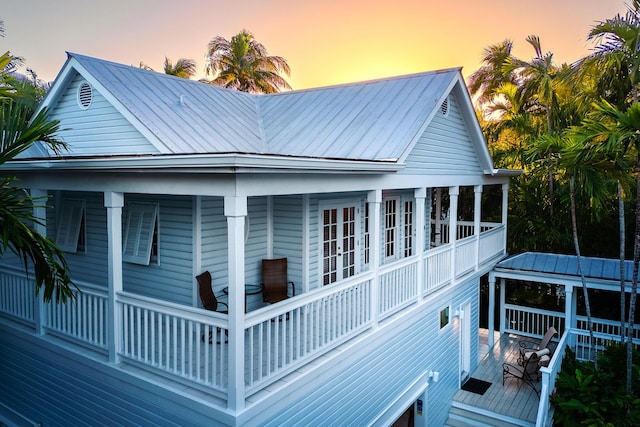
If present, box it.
[627,154,640,394]
[570,176,596,369]
[619,181,627,341]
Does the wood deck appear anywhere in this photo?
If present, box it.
[453,331,543,425]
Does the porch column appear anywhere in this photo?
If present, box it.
[501,183,509,254]
[434,188,442,245]
[224,195,247,411]
[104,192,124,364]
[448,186,459,280]
[488,272,496,348]
[415,188,426,301]
[368,190,382,329]
[499,278,506,335]
[31,188,48,335]
[564,285,575,331]
[473,185,482,270]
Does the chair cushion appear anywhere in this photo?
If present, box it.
[524,347,550,361]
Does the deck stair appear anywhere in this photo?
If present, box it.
[445,402,534,427]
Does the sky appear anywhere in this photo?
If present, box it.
[1,0,630,90]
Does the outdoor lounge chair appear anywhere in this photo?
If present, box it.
[261,258,296,304]
[503,349,550,397]
[196,271,228,344]
[518,326,557,365]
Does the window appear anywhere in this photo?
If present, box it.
[321,203,358,285]
[384,198,398,259]
[123,203,159,265]
[55,199,86,253]
[364,203,370,265]
[403,200,414,257]
[439,306,450,329]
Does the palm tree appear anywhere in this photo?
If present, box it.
[0,51,75,302]
[205,30,291,93]
[468,39,516,107]
[163,57,196,79]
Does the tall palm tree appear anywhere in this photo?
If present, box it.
[205,30,291,93]
[0,51,75,303]
[163,57,196,79]
[468,39,516,107]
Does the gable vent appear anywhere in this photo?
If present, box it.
[440,97,449,117]
[77,82,93,110]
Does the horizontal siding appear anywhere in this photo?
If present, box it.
[122,195,193,305]
[402,93,483,175]
[0,322,229,426]
[245,197,268,286]
[273,195,304,288]
[260,277,480,427]
[200,197,228,296]
[48,73,159,156]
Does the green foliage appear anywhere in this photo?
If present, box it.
[551,346,640,426]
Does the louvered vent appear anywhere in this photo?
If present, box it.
[77,82,93,110]
[440,97,449,117]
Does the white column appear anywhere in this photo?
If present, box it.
[488,272,496,348]
[565,285,575,331]
[501,183,509,254]
[104,191,124,364]
[415,188,426,302]
[448,186,459,280]
[434,188,442,245]
[474,185,482,270]
[368,190,382,329]
[224,195,246,411]
[31,188,48,335]
[499,278,506,335]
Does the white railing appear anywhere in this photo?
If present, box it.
[536,328,571,427]
[455,236,476,278]
[45,281,108,350]
[118,292,229,394]
[423,244,452,294]
[379,257,419,319]
[244,275,372,393]
[503,304,566,337]
[432,221,501,245]
[478,225,505,264]
[0,266,35,323]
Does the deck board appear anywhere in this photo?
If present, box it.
[455,331,542,424]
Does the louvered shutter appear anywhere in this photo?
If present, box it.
[55,200,85,253]
[123,203,158,265]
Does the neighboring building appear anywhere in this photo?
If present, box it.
[0,53,516,426]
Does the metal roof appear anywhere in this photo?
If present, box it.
[42,53,465,163]
[495,252,634,283]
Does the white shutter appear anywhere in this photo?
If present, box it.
[123,203,158,265]
[55,200,85,253]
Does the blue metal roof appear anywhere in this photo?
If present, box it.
[496,252,635,282]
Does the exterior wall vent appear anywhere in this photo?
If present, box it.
[77,82,93,110]
[440,97,449,117]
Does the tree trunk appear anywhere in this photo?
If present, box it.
[627,154,640,394]
[619,181,627,342]
[570,176,596,369]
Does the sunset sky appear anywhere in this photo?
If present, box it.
[2,0,630,90]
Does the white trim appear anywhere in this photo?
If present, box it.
[370,370,430,426]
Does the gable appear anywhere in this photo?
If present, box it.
[400,92,483,175]
[44,73,160,157]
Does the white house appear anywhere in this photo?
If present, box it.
[0,53,517,426]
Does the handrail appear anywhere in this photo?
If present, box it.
[536,328,570,427]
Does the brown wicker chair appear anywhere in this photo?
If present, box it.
[196,271,228,344]
[261,258,295,304]
[518,327,557,365]
[503,349,550,397]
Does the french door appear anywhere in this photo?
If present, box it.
[321,204,358,285]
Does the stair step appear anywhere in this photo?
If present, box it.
[446,405,533,427]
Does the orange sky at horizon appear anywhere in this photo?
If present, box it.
[1,0,630,90]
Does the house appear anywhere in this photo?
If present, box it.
[0,53,517,426]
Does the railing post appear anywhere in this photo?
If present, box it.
[473,185,482,270]
[225,196,246,411]
[499,278,506,335]
[564,285,573,334]
[31,188,48,335]
[488,271,496,348]
[104,192,124,364]
[368,190,382,328]
[448,186,459,279]
[501,183,509,255]
[415,188,426,301]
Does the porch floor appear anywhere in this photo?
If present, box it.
[453,330,544,425]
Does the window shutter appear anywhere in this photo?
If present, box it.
[123,203,158,265]
[55,200,85,253]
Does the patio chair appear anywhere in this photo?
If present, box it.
[518,327,557,365]
[261,258,296,304]
[503,349,550,397]
[196,271,228,344]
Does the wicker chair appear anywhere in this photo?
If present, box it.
[261,258,296,304]
[518,327,557,365]
[196,271,228,344]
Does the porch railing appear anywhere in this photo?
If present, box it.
[0,266,35,323]
[432,220,500,244]
[423,244,452,294]
[503,304,566,337]
[379,257,419,318]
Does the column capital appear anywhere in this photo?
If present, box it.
[224,196,247,217]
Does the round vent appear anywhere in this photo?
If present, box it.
[77,82,93,110]
[440,97,449,117]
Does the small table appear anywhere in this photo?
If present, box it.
[222,284,263,312]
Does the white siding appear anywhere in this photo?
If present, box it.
[273,195,304,288]
[246,197,268,287]
[47,73,159,156]
[402,94,483,175]
[200,197,229,296]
